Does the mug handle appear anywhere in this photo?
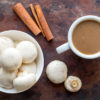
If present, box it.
[56,42,70,54]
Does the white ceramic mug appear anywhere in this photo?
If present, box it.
[56,15,100,59]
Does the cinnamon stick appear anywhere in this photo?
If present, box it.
[35,5,54,41]
[13,3,41,35]
[30,4,45,37]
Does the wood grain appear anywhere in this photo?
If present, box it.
[0,0,100,100]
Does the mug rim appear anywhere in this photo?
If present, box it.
[68,15,100,59]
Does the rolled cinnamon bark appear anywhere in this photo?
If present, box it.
[30,4,45,37]
[35,5,54,41]
[13,3,41,35]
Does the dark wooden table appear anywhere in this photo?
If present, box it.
[0,0,100,100]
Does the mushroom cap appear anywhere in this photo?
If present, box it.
[64,76,82,92]
[46,60,67,84]
[1,48,22,71]
[0,68,18,89]
[0,36,14,53]
[16,41,38,64]
[13,72,36,91]
[19,62,36,74]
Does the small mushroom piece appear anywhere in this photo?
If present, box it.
[64,76,82,92]
[1,48,22,71]
[0,36,14,53]
[16,41,38,64]
[19,62,36,74]
[13,72,36,91]
[46,60,68,84]
[0,68,18,89]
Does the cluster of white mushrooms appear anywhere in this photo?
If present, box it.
[0,36,38,91]
[46,60,82,92]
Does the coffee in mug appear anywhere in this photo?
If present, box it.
[72,20,100,55]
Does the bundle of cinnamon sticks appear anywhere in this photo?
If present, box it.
[13,3,54,41]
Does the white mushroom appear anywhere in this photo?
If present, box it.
[64,76,82,92]
[46,60,67,84]
[1,48,22,71]
[17,71,28,77]
[13,71,36,91]
[0,36,14,53]
[19,62,36,74]
[16,41,38,64]
[0,68,18,89]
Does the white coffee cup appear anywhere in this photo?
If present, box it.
[56,15,100,59]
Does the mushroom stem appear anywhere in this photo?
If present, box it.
[71,80,78,88]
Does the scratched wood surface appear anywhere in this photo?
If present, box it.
[0,0,100,100]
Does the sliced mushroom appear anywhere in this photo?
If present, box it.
[64,76,82,92]
[46,60,68,84]
[16,41,38,64]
